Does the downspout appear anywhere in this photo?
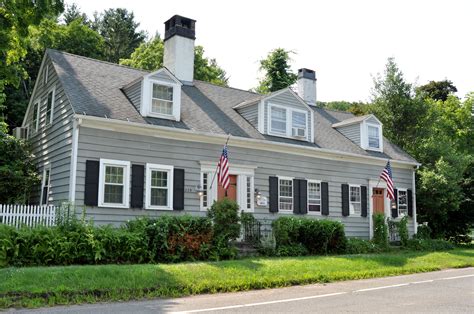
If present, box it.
[68,117,81,203]
[412,165,419,235]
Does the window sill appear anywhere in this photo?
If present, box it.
[99,203,129,209]
[146,206,173,211]
[145,111,178,121]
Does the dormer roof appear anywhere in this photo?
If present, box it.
[332,114,382,128]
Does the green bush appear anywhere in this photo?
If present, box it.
[398,216,409,246]
[406,239,455,251]
[272,217,346,255]
[207,199,240,260]
[276,244,308,256]
[414,224,432,240]
[372,214,389,248]
[346,238,381,254]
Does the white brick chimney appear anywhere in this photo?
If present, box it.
[297,68,317,106]
[163,15,196,83]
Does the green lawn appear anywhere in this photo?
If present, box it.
[1,248,473,309]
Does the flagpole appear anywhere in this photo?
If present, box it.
[209,134,231,190]
[372,159,390,197]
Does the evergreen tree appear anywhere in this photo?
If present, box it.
[255,48,297,93]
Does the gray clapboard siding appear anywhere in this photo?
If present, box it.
[75,127,414,238]
[237,104,259,129]
[336,124,361,145]
[263,89,313,142]
[26,55,75,205]
[366,116,380,125]
[123,79,142,112]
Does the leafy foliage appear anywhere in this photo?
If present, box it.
[345,238,381,254]
[120,36,229,86]
[317,100,370,116]
[406,239,455,251]
[416,80,457,101]
[92,8,146,63]
[372,214,388,248]
[255,48,297,93]
[0,122,40,204]
[272,216,347,255]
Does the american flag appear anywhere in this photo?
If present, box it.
[380,161,395,200]
[218,145,230,190]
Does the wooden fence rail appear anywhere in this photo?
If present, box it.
[0,204,56,228]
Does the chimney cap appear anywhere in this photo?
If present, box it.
[298,68,316,81]
[164,15,196,41]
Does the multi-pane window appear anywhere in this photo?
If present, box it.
[150,170,169,206]
[308,181,321,213]
[104,166,125,204]
[270,106,287,134]
[99,159,130,208]
[41,168,51,205]
[279,178,293,211]
[368,125,380,149]
[44,64,49,85]
[146,164,173,209]
[151,83,173,115]
[292,111,306,137]
[398,189,408,216]
[31,102,39,133]
[349,185,361,214]
[45,90,54,126]
[202,172,208,208]
[246,176,252,209]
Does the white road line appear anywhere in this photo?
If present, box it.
[355,283,409,292]
[411,280,434,284]
[170,292,347,313]
[441,274,474,280]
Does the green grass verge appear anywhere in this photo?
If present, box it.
[1,248,473,309]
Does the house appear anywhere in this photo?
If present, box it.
[17,15,420,239]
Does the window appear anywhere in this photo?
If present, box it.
[146,164,173,210]
[308,181,321,213]
[246,176,252,209]
[40,167,51,205]
[398,189,408,216]
[31,102,39,133]
[202,172,209,208]
[151,83,173,115]
[269,104,308,139]
[349,185,361,215]
[279,178,293,211]
[45,89,55,126]
[270,106,287,134]
[44,64,49,85]
[98,159,130,208]
[368,125,380,149]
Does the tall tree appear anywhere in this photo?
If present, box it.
[92,8,146,63]
[62,3,88,25]
[0,0,64,113]
[255,48,297,93]
[417,80,458,101]
[120,36,229,86]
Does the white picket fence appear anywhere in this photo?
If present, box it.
[0,204,57,228]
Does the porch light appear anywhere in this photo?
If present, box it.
[255,188,262,199]
[391,200,397,209]
[195,185,205,197]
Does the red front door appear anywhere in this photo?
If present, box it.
[373,188,385,215]
[217,175,237,201]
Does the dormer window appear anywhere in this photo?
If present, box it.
[367,124,380,149]
[268,103,307,139]
[152,83,173,115]
[139,68,182,121]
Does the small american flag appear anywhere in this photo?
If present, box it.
[218,145,230,190]
[380,161,395,200]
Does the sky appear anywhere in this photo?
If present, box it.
[68,0,473,102]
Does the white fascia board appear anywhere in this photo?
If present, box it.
[75,114,421,169]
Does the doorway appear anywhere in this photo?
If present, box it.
[217,175,237,201]
[373,188,385,215]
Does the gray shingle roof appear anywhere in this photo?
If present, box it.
[48,49,417,164]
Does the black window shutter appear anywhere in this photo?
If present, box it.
[341,184,350,217]
[42,187,48,205]
[84,160,99,206]
[392,189,398,218]
[407,189,413,217]
[299,179,308,214]
[130,165,144,209]
[321,182,329,216]
[293,179,300,214]
[269,176,279,213]
[361,185,368,217]
[173,168,185,210]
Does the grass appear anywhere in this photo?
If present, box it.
[1,248,473,309]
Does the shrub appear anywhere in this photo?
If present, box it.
[207,199,240,260]
[258,234,276,256]
[406,239,455,251]
[272,217,346,255]
[414,223,432,240]
[398,216,409,246]
[276,244,308,257]
[372,214,388,248]
[346,238,380,254]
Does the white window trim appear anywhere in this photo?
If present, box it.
[145,163,174,210]
[267,103,308,140]
[361,121,383,152]
[141,78,181,121]
[45,87,55,127]
[44,64,49,85]
[349,184,361,215]
[98,159,131,208]
[397,188,408,217]
[30,101,40,135]
[278,176,294,212]
[40,166,51,205]
[307,179,322,215]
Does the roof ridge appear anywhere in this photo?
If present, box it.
[194,79,260,95]
[46,48,150,73]
[318,107,355,114]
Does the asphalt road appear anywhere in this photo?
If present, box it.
[11,267,474,313]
